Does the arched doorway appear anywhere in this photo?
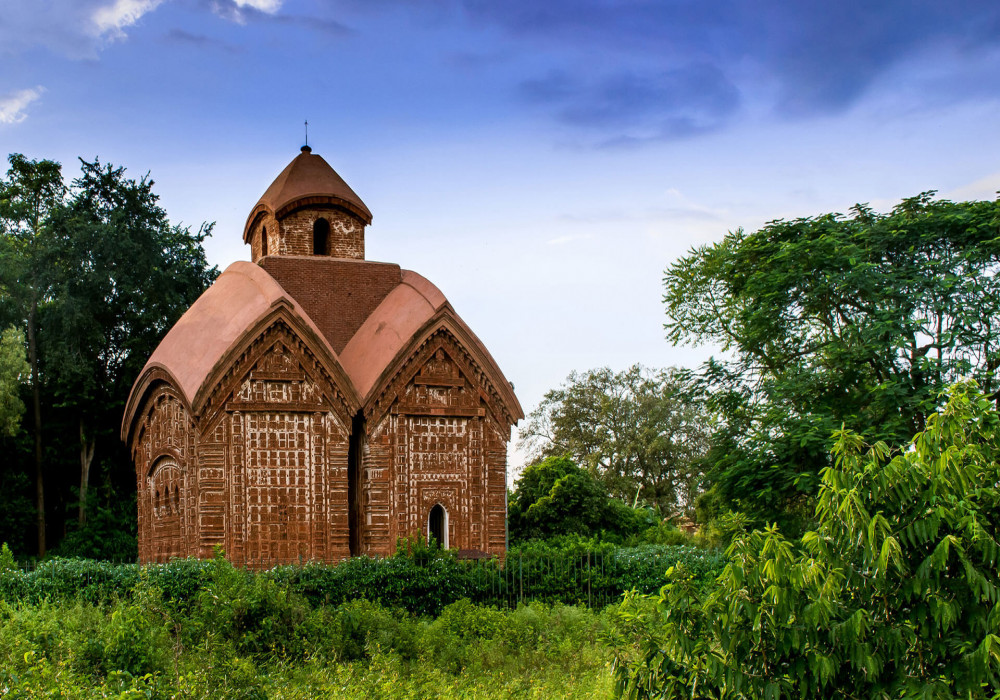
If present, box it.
[428,504,448,548]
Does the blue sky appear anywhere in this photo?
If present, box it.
[3,0,1000,468]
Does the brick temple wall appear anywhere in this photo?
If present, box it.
[132,318,512,566]
[248,207,364,262]
[260,257,401,353]
[280,208,365,259]
[248,211,280,262]
[362,337,509,559]
[212,329,353,567]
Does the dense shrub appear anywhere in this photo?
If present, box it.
[0,538,723,618]
[0,596,613,698]
[613,381,1000,699]
[508,456,652,543]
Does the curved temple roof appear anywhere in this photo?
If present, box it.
[123,260,522,440]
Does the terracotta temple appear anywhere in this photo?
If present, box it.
[122,146,522,565]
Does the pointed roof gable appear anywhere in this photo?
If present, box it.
[243,146,372,241]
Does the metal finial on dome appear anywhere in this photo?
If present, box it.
[302,120,310,152]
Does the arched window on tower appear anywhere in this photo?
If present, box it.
[261,226,268,256]
[313,218,329,256]
[428,504,448,548]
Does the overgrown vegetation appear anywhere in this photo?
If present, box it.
[0,542,721,698]
[0,586,614,698]
[0,541,723,615]
[613,381,1000,699]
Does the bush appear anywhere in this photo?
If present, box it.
[613,381,1000,699]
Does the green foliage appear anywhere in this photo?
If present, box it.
[0,543,15,572]
[0,152,218,556]
[54,482,138,561]
[0,540,722,622]
[613,381,1000,699]
[519,365,710,513]
[508,456,649,543]
[0,593,614,698]
[665,193,1000,528]
[0,327,28,437]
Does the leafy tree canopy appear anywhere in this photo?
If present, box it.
[664,193,1000,526]
[508,456,650,543]
[518,365,710,515]
[614,380,1000,699]
[0,153,218,555]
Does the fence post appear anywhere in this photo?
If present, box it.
[587,551,592,608]
[518,555,523,605]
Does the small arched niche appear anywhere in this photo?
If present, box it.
[148,456,183,561]
[313,218,329,256]
[261,226,268,256]
[428,503,448,548]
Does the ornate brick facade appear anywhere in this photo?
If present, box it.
[123,147,521,566]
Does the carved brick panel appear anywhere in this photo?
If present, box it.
[359,343,509,559]
[134,389,194,563]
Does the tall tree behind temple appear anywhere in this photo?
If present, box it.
[0,155,66,556]
[518,365,710,516]
[664,193,1000,529]
[0,154,218,556]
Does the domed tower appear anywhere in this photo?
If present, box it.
[124,147,521,567]
[243,145,373,262]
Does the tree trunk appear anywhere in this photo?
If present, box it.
[27,299,45,557]
[79,417,95,526]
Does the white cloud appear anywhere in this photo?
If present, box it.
[0,0,271,58]
[0,87,45,125]
[948,172,1000,201]
[91,0,166,39]
[233,0,282,12]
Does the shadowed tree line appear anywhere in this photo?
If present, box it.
[0,153,217,558]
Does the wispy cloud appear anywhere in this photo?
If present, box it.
[164,28,241,52]
[521,65,740,146]
[0,0,167,57]
[209,0,281,23]
[546,233,594,246]
[0,0,301,59]
[948,172,1000,201]
[207,0,349,35]
[352,0,1000,138]
[91,0,165,39]
[234,0,281,11]
[0,87,46,125]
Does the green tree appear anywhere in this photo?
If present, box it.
[0,154,66,556]
[0,326,29,436]
[508,456,644,543]
[518,365,709,515]
[0,153,217,555]
[46,157,216,526]
[665,193,1000,526]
